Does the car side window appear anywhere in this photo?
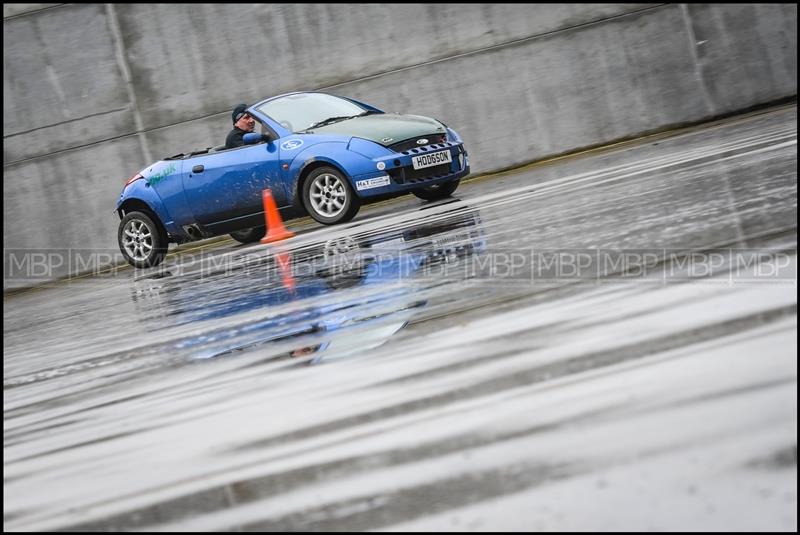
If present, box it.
[258,118,280,141]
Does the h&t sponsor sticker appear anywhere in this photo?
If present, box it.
[355,175,391,191]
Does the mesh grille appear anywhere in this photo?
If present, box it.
[388,154,461,185]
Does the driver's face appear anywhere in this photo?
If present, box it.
[235,113,256,132]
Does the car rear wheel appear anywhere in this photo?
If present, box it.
[229,226,265,244]
[303,166,361,224]
[118,211,168,268]
[412,179,460,201]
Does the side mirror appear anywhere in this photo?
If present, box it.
[243,132,264,145]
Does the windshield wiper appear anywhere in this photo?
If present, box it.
[303,111,381,131]
[304,116,354,131]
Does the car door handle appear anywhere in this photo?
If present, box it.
[192,165,204,173]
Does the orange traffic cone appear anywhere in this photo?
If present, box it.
[260,189,295,244]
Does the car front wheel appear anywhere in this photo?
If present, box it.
[303,166,361,225]
[412,179,460,201]
[118,211,168,268]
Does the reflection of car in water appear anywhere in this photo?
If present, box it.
[130,209,486,363]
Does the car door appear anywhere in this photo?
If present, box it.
[182,142,285,225]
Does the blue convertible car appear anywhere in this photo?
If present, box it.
[116,92,470,268]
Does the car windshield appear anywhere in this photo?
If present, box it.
[256,93,367,133]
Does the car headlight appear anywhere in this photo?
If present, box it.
[347,137,393,159]
[446,127,462,143]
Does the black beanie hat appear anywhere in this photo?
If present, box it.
[232,104,248,124]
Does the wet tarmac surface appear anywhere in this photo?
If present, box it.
[3,105,797,531]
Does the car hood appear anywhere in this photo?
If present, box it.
[309,114,447,146]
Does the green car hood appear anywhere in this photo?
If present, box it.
[310,113,447,146]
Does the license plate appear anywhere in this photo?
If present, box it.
[412,150,452,170]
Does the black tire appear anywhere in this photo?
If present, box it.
[229,226,265,244]
[302,166,361,225]
[412,179,460,202]
[118,210,168,268]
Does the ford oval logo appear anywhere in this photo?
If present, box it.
[417,138,429,145]
[281,139,304,151]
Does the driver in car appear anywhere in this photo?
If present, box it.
[225,104,256,149]
[225,104,267,149]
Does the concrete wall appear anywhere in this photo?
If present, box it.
[3,4,797,279]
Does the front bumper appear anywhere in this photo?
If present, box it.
[351,142,470,197]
